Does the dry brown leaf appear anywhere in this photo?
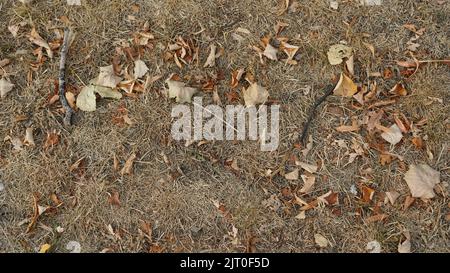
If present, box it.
[363,42,375,58]
[361,185,375,203]
[43,131,59,150]
[8,25,20,38]
[242,83,269,107]
[285,169,299,180]
[134,59,149,79]
[404,164,440,199]
[28,28,53,59]
[380,124,403,145]
[365,213,388,223]
[385,191,400,205]
[203,43,217,68]
[296,161,318,173]
[314,234,329,248]
[0,78,14,98]
[280,42,299,64]
[398,230,411,253]
[121,153,136,175]
[389,83,408,96]
[166,76,197,103]
[24,127,35,147]
[299,174,315,194]
[96,65,123,88]
[108,190,121,206]
[333,73,358,97]
[263,43,278,61]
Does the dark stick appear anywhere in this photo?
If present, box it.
[299,84,335,145]
[59,28,74,126]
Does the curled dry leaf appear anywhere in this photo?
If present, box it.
[243,83,269,107]
[134,59,149,79]
[385,191,400,205]
[263,43,278,61]
[280,42,299,64]
[24,127,35,147]
[28,28,53,59]
[398,230,411,253]
[380,124,403,145]
[366,240,381,253]
[121,153,136,175]
[296,161,318,173]
[166,77,197,103]
[327,44,352,65]
[389,83,408,96]
[96,65,123,88]
[203,43,217,68]
[314,234,329,248]
[284,169,299,180]
[404,164,440,199]
[0,78,14,98]
[333,73,358,97]
[108,190,121,206]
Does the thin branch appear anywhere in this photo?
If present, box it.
[59,28,74,126]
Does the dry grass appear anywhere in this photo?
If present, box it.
[0,0,449,253]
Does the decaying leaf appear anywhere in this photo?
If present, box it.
[327,44,352,65]
[166,77,197,103]
[285,169,299,180]
[243,83,269,107]
[380,124,403,145]
[390,83,408,96]
[366,240,381,253]
[314,234,329,248]
[121,153,136,175]
[96,65,122,88]
[66,241,81,253]
[404,164,440,199]
[0,78,14,98]
[134,59,149,79]
[333,73,358,97]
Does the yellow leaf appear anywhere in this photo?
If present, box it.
[39,244,51,253]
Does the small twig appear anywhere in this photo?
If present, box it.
[59,28,74,126]
[300,84,335,145]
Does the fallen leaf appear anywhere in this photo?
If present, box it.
[327,44,352,65]
[385,191,400,205]
[380,124,403,145]
[398,231,411,253]
[299,174,315,193]
[166,77,197,103]
[285,169,299,180]
[76,85,96,111]
[65,91,76,109]
[295,211,306,220]
[24,127,35,147]
[366,240,381,253]
[93,85,122,99]
[66,241,81,253]
[329,0,339,10]
[263,43,278,61]
[361,185,375,203]
[411,137,424,149]
[363,42,375,58]
[134,59,149,79]
[389,83,408,96]
[297,161,318,173]
[230,68,245,88]
[39,244,51,253]
[108,190,121,206]
[365,213,388,223]
[8,25,20,37]
[0,78,14,98]
[336,120,360,132]
[360,0,382,5]
[204,43,217,68]
[333,73,358,97]
[404,164,440,199]
[280,42,299,64]
[314,234,329,248]
[43,131,59,150]
[96,65,122,88]
[28,28,53,59]
[121,153,136,175]
[403,195,415,210]
[242,83,269,107]
[67,0,81,5]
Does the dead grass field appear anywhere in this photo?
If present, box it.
[0,0,449,253]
